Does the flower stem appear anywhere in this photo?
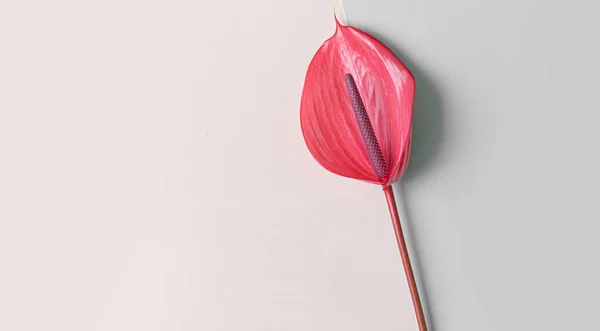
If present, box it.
[383,185,428,331]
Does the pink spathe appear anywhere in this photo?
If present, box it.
[300,17,415,186]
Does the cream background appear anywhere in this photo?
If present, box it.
[0,1,419,330]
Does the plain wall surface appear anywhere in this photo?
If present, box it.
[0,1,420,330]
[344,0,600,330]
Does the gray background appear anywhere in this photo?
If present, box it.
[344,0,600,330]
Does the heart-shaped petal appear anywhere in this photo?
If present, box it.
[300,18,415,186]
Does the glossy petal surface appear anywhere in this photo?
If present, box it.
[300,18,415,185]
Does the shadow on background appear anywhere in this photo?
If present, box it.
[373,36,445,181]
[357,26,446,330]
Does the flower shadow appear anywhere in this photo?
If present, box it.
[357,27,446,330]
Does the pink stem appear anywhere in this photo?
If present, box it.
[383,185,428,331]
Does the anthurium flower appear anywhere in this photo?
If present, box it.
[299,16,428,331]
[300,17,415,186]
